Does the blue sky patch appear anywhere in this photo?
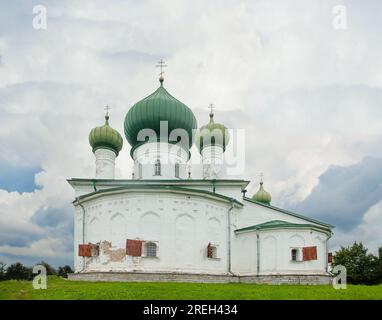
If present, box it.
[0,164,42,193]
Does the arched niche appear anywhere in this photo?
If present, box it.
[262,235,277,271]
[88,217,101,243]
[139,211,161,240]
[174,214,196,266]
[288,234,305,248]
[207,217,221,243]
[110,213,126,248]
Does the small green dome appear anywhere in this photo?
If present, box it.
[252,181,272,205]
[195,112,230,152]
[124,81,197,156]
[89,115,123,155]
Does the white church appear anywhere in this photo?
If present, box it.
[67,72,334,284]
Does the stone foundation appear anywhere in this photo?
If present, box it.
[68,272,332,285]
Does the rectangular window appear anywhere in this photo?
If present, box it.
[175,163,180,178]
[154,159,161,176]
[290,247,303,262]
[207,243,218,259]
[144,242,158,257]
[138,163,142,179]
[291,248,298,261]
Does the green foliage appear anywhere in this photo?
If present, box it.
[0,262,6,281]
[333,242,381,285]
[57,265,73,278]
[35,261,57,275]
[0,276,381,300]
[379,247,382,259]
[5,263,33,281]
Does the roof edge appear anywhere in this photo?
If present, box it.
[235,220,332,234]
[243,197,334,229]
[73,185,243,207]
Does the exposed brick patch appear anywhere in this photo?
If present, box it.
[99,241,126,262]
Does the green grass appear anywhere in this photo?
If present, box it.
[0,276,381,300]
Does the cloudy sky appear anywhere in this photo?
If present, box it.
[0,0,381,267]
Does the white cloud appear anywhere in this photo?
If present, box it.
[0,237,71,259]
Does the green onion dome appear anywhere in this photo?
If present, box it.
[124,79,197,156]
[195,112,230,152]
[252,181,272,205]
[89,114,123,156]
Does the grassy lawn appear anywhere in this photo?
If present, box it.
[0,276,381,300]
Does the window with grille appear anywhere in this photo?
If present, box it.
[145,242,157,257]
[175,162,180,178]
[154,159,161,176]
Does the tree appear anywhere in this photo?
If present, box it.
[377,247,382,283]
[332,242,380,285]
[35,261,57,275]
[6,263,32,280]
[0,262,6,281]
[57,265,73,278]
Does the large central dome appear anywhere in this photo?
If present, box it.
[124,81,197,155]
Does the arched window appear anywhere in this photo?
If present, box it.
[144,242,157,257]
[154,159,161,176]
[175,162,180,178]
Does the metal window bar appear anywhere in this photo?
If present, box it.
[145,242,157,257]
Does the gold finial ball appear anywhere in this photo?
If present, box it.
[159,75,164,84]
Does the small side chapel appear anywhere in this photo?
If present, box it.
[68,70,333,284]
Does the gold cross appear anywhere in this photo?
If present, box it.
[156,59,168,77]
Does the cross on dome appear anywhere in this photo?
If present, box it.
[208,103,215,120]
[156,59,168,85]
[104,105,111,123]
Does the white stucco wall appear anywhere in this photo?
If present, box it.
[94,148,116,179]
[70,182,330,276]
[74,190,234,274]
[230,199,330,275]
[232,229,328,275]
[201,145,224,179]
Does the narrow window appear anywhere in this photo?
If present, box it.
[154,159,161,176]
[138,163,142,179]
[145,242,157,257]
[291,248,298,261]
[207,243,217,259]
[175,162,180,178]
